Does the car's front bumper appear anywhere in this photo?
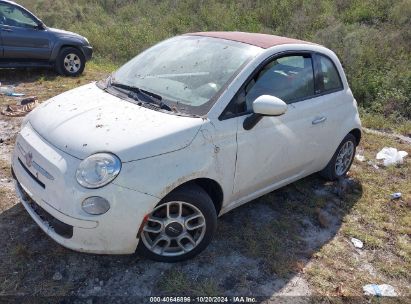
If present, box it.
[81,45,93,61]
[12,123,158,254]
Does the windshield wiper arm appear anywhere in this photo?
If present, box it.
[110,82,172,111]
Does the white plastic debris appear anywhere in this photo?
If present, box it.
[363,284,397,297]
[355,154,366,162]
[351,237,364,248]
[376,147,408,166]
[367,161,379,170]
[0,85,15,95]
[391,192,402,200]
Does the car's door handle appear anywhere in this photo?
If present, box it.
[312,116,327,125]
[1,27,12,32]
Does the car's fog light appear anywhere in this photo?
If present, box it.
[82,197,110,215]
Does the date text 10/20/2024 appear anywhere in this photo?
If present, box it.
[149,296,257,303]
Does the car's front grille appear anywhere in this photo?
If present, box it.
[14,174,73,239]
[17,157,45,189]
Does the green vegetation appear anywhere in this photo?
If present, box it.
[18,0,411,123]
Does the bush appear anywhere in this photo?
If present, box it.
[19,0,411,119]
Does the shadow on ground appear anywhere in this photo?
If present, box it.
[0,68,59,85]
[0,173,362,302]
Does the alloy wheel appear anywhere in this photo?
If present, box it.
[335,141,354,176]
[141,201,207,257]
[63,53,81,73]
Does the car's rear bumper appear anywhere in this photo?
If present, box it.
[81,46,93,61]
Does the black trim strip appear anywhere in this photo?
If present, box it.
[18,158,45,189]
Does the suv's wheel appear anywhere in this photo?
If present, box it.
[320,134,356,181]
[55,47,85,76]
[138,185,217,262]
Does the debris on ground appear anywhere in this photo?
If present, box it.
[1,97,38,117]
[363,284,398,297]
[0,85,15,95]
[367,160,380,170]
[390,192,402,200]
[376,147,408,166]
[350,237,363,248]
[20,96,38,105]
[355,154,366,162]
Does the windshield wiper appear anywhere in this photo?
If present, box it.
[110,81,172,111]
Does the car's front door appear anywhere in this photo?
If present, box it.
[223,53,330,203]
[0,2,51,60]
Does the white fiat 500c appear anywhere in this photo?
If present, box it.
[12,32,361,262]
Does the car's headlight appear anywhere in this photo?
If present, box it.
[76,153,121,188]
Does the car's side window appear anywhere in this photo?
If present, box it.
[221,54,315,118]
[317,55,343,93]
[0,4,38,28]
[244,55,315,110]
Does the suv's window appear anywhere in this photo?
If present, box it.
[0,4,38,28]
[318,55,343,92]
[223,54,315,116]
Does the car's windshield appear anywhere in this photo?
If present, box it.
[111,35,261,116]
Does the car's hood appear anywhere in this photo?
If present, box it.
[47,27,86,41]
[28,83,204,162]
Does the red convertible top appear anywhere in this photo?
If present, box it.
[186,31,316,49]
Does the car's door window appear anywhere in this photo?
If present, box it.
[0,3,38,28]
[245,55,314,108]
[221,54,315,117]
[317,55,343,92]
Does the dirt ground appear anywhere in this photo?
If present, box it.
[0,67,410,303]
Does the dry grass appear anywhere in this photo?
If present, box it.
[360,109,411,136]
[0,62,114,106]
[156,268,221,296]
[306,132,411,296]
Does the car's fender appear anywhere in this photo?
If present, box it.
[320,95,362,170]
[50,38,88,62]
[113,119,238,211]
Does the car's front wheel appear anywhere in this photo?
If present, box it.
[137,185,217,262]
[55,47,85,76]
[320,133,356,180]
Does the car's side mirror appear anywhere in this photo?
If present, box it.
[243,95,287,130]
[36,22,46,30]
[253,95,287,116]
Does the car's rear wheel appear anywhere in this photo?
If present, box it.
[55,47,85,76]
[320,134,356,181]
[137,185,217,262]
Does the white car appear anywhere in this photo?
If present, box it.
[11,32,361,262]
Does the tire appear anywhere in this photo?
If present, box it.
[137,184,217,262]
[319,134,356,181]
[55,47,85,76]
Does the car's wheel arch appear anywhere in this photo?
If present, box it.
[161,177,224,216]
[51,42,85,63]
[349,128,362,146]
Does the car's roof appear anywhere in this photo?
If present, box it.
[186,31,317,49]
